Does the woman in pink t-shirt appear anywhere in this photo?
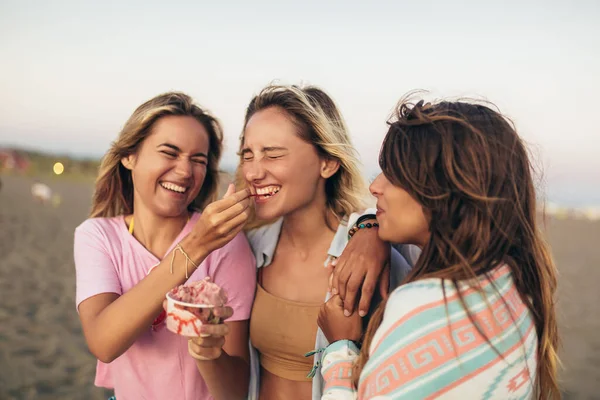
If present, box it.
[74,92,257,400]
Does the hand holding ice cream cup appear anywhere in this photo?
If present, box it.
[165,277,228,337]
[165,277,233,360]
[187,311,232,361]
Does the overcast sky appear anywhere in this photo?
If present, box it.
[1,0,598,205]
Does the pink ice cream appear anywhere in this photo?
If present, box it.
[165,277,228,336]
[168,277,228,306]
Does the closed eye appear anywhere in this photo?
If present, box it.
[161,151,177,158]
[192,158,207,165]
[240,150,254,161]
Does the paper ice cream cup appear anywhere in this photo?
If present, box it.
[165,292,221,337]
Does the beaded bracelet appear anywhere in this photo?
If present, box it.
[348,221,379,239]
[355,213,376,226]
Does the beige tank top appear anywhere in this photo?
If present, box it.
[249,280,321,381]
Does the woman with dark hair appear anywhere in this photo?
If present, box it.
[317,97,560,399]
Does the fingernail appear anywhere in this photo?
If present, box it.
[344,310,350,317]
[331,259,338,266]
[359,310,366,317]
[332,288,337,295]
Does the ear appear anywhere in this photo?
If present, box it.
[320,157,340,179]
[121,154,136,170]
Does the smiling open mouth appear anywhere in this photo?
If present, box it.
[160,182,188,194]
[254,186,280,199]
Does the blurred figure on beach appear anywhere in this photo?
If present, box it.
[31,181,52,204]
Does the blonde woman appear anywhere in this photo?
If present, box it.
[74,92,256,400]
[180,84,409,400]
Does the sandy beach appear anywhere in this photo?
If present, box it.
[0,174,598,399]
[0,175,111,400]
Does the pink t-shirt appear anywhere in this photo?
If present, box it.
[74,212,256,400]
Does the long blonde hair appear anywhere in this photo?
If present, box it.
[235,84,368,229]
[354,98,560,399]
[90,92,223,218]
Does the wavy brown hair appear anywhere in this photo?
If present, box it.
[354,97,560,399]
[90,92,223,218]
[235,84,367,229]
